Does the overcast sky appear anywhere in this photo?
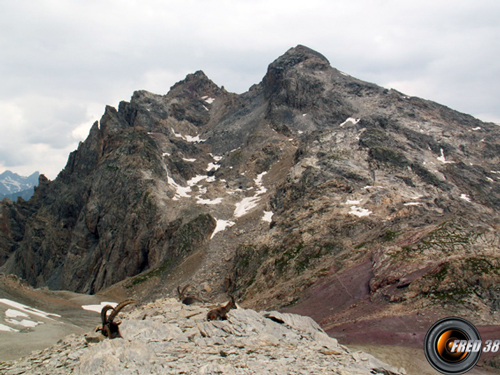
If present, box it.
[1,0,499,179]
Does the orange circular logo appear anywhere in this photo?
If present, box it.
[424,317,482,374]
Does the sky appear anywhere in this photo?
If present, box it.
[1,0,499,179]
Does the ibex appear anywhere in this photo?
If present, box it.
[177,285,202,305]
[96,299,136,339]
[206,295,237,321]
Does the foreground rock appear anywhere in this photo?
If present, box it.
[0,298,405,375]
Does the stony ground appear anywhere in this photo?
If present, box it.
[0,298,405,375]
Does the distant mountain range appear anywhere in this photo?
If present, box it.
[0,171,39,201]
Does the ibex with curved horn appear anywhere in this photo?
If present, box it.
[207,295,237,321]
[96,299,136,339]
[177,285,203,305]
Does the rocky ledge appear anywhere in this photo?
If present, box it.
[0,298,405,375]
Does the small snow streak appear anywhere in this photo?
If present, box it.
[340,117,360,127]
[5,309,29,318]
[0,323,18,332]
[437,148,453,164]
[207,163,220,172]
[82,302,118,313]
[167,174,191,200]
[345,200,360,205]
[349,206,372,217]
[262,211,274,222]
[234,172,268,218]
[197,197,223,205]
[188,175,208,186]
[234,196,261,218]
[171,128,206,143]
[211,219,235,239]
[6,318,39,328]
[210,154,223,162]
[460,194,471,202]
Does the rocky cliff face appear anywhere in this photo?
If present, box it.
[1,45,500,332]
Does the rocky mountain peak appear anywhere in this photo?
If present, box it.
[263,46,331,106]
[267,44,330,71]
[168,70,224,100]
[263,45,330,91]
[263,45,354,132]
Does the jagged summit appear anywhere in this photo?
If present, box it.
[268,44,330,70]
[263,45,332,106]
[168,70,225,99]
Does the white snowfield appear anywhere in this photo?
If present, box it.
[0,298,62,332]
[234,172,268,218]
[0,299,61,320]
[0,297,123,336]
[0,323,18,332]
[211,219,235,239]
[81,302,118,313]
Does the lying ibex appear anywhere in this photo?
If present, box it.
[177,285,202,305]
[96,299,136,339]
[207,295,237,321]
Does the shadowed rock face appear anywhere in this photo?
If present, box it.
[1,45,500,332]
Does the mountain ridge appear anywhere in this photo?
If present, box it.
[0,45,499,337]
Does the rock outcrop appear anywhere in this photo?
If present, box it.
[0,298,405,375]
